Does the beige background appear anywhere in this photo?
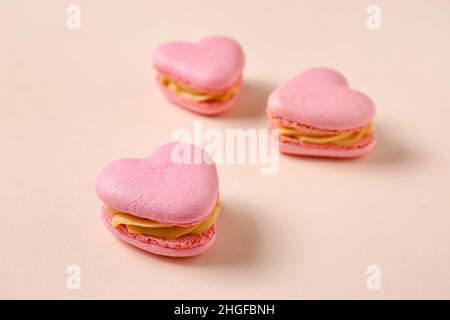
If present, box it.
[1,0,450,299]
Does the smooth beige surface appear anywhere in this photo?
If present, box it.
[1,0,450,299]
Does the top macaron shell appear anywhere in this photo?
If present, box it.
[268,68,375,130]
[95,143,219,226]
[153,36,245,92]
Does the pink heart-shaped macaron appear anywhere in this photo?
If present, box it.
[153,36,245,115]
[268,68,376,158]
[269,68,375,130]
[96,143,219,257]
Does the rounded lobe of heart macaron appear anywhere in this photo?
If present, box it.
[95,143,219,225]
[268,68,375,130]
[153,36,245,92]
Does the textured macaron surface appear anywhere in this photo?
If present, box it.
[95,143,219,225]
[153,36,244,92]
[268,68,375,130]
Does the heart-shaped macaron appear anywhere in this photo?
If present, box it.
[267,68,376,158]
[153,36,245,115]
[96,143,220,257]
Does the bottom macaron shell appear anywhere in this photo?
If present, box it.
[157,82,238,116]
[279,138,376,158]
[102,208,216,257]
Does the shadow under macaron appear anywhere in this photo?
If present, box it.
[147,199,262,267]
[362,121,414,166]
[220,79,275,119]
[186,201,261,266]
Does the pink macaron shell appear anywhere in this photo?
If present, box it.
[102,208,216,257]
[157,80,239,115]
[153,35,245,92]
[278,137,376,158]
[268,68,375,131]
[95,142,219,225]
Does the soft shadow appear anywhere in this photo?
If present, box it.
[221,79,274,119]
[149,200,261,267]
[363,121,413,166]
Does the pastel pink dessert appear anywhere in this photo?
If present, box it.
[153,36,245,115]
[95,143,220,257]
[267,68,376,158]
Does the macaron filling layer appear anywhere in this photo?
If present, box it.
[105,202,220,239]
[277,122,373,146]
[158,75,239,103]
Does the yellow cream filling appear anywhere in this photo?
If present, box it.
[159,76,238,103]
[108,203,220,239]
[279,123,373,146]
